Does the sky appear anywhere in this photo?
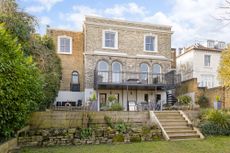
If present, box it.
[18,0,230,48]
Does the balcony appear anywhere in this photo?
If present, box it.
[94,70,181,90]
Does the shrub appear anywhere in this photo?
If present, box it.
[202,109,230,129]
[104,116,114,128]
[177,95,192,105]
[197,95,209,108]
[199,109,230,136]
[112,134,124,142]
[0,25,44,141]
[108,95,117,103]
[80,128,92,139]
[130,135,141,142]
[110,102,123,111]
[114,122,127,133]
[200,121,230,136]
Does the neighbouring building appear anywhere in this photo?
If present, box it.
[47,29,85,106]
[176,41,225,89]
[84,16,180,111]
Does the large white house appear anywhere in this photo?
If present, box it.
[176,40,225,88]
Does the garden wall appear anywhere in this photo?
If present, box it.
[18,111,161,147]
[176,78,230,108]
[0,138,17,153]
[18,126,161,147]
[29,111,149,129]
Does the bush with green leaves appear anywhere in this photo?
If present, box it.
[177,95,192,105]
[197,95,209,108]
[104,115,114,128]
[0,25,44,141]
[80,128,92,139]
[199,109,230,136]
[0,0,61,110]
[200,121,230,136]
[110,102,123,111]
[28,35,61,109]
[114,122,127,133]
[108,95,117,103]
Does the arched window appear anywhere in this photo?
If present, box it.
[153,64,162,83]
[71,71,79,84]
[153,64,161,74]
[97,60,109,82]
[112,61,122,82]
[140,63,149,83]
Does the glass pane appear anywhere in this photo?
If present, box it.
[98,61,108,71]
[112,62,122,82]
[105,32,115,47]
[153,64,161,74]
[145,36,155,51]
[140,64,148,81]
[72,72,79,84]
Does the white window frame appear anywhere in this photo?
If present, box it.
[144,34,158,52]
[102,30,118,49]
[57,35,72,54]
[204,55,211,67]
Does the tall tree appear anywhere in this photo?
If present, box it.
[0,0,62,110]
[218,47,230,87]
[0,24,44,140]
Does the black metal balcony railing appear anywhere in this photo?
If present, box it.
[94,70,181,87]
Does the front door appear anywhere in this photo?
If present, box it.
[99,93,107,109]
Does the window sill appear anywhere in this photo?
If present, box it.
[102,46,119,50]
[143,50,158,53]
[57,52,72,55]
[203,66,212,69]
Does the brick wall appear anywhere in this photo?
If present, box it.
[47,29,84,91]
[176,78,230,108]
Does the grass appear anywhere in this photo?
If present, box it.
[21,136,230,153]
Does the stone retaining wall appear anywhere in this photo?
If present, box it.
[29,111,149,129]
[18,126,161,147]
[0,138,17,153]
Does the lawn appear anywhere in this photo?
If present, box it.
[21,136,230,153]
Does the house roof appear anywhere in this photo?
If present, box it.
[177,43,223,58]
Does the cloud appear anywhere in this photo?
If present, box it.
[25,6,45,13]
[39,16,52,25]
[59,5,99,31]
[52,1,230,47]
[104,2,146,17]
[142,0,229,47]
[35,0,63,11]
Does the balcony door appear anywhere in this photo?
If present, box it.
[112,62,122,83]
[153,64,161,83]
[98,61,109,82]
[140,63,149,84]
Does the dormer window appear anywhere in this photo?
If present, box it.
[144,35,157,52]
[58,35,72,54]
[103,30,118,49]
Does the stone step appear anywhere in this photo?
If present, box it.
[166,129,196,133]
[166,130,197,135]
[154,111,180,114]
[159,119,187,123]
[169,133,200,140]
[161,122,188,126]
[157,116,183,120]
[155,114,182,117]
[164,126,192,130]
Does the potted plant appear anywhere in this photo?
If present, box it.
[89,92,98,111]
[177,95,192,110]
[108,95,117,107]
[214,95,222,110]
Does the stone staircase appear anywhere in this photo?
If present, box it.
[152,111,204,141]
